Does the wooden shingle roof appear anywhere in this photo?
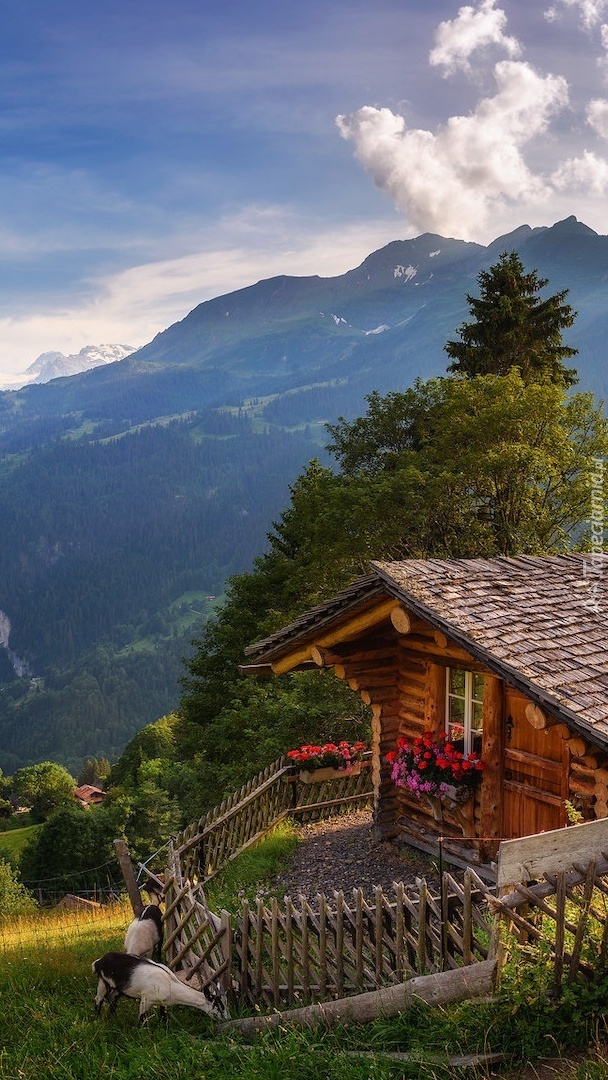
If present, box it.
[246,554,608,748]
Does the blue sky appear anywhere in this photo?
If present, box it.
[2,0,608,378]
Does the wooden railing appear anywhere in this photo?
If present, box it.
[164,753,380,1003]
[490,857,608,991]
[173,756,374,885]
[163,845,233,995]
[164,848,492,1008]
[165,771,608,1010]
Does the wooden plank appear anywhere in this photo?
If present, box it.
[568,863,597,982]
[319,893,328,999]
[240,899,250,1005]
[497,817,608,888]
[354,889,364,987]
[375,885,384,986]
[478,674,503,858]
[422,662,446,740]
[301,896,310,1003]
[463,871,473,966]
[335,891,345,998]
[114,839,143,917]
[285,896,294,1005]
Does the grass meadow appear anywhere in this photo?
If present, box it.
[2,825,608,1079]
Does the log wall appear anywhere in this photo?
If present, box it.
[311,606,608,852]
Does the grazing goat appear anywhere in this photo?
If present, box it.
[92,952,229,1024]
[124,903,163,960]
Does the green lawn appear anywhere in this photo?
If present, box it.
[0,818,40,863]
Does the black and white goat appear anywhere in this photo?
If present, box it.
[124,902,163,960]
[92,952,229,1024]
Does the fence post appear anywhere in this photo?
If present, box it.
[114,839,143,916]
[220,909,233,996]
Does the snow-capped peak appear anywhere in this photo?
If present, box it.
[0,343,136,390]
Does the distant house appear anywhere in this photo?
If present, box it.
[74,784,105,807]
[244,555,608,868]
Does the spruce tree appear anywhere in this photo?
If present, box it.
[444,252,578,385]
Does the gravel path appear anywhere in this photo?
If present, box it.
[272,808,441,900]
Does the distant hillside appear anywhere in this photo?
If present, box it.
[0,215,606,773]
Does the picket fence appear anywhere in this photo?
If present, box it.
[162,757,496,1006]
[163,844,492,1006]
[233,870,491,1007]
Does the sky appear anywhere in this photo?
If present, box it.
[2,0,608,380]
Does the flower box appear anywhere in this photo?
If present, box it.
[423,786,476,836]
[287,740,368,777]
[441,783,474,805]
[298,763,362,784]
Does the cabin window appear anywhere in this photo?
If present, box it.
[446,669,485,755]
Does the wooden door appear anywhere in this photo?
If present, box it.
[501,688,567,839]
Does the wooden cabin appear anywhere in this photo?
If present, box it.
[244,555,608,869]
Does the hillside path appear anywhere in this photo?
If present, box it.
[272,808,440,900]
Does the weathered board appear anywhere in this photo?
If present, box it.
[496,815,608,889]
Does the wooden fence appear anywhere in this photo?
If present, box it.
[163,845,233,995]
[163,755,493,1007]
[234,870,491,1007]
[162,764,608,1012]
[173,756,374,885]
[163,846,492,1007]
[490,856,608,993]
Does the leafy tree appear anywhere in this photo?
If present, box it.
[0,859,37,916]
[444,252,578,385]
[180,370,607,808]
[12,762,77,823]
[104,771,182,862]
[317,372,608,558]
[19,801,126,887]
[107,713,184,787]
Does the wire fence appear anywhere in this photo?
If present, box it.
[19,860,124,907]
[0,900,130,961]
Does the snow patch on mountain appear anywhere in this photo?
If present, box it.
[393,265,417,281]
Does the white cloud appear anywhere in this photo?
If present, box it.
[546,0,608,28]
[587,96,608,135]
[552,148,608,191]
[336,61,569,240]
[430,0,521,75]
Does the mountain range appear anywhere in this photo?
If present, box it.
[0,215,606,774]
[0,344,135,391]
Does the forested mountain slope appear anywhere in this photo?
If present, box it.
[0,413,315,772]
[1,216,607,773]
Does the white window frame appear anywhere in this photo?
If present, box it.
[445,668,484,755]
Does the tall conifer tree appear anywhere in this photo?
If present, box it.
[444,252,578,385]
